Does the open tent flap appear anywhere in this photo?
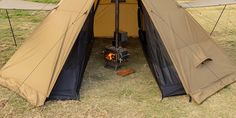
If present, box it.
[138,1,186,97]
[142,0,236,103]
[0,0,57,10]
[49,7,95,100]
[0,0,95,106]
[179,0,236,8]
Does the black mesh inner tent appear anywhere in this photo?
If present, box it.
[49,8,95,100]
[138,1,186,97]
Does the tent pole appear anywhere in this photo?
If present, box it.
[5,10,17,47]
[137,0,141,30]
[115,0,119,48]
[94,0,101,14]
[210,5,227,36]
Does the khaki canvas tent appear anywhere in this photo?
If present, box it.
[0,0,236,106]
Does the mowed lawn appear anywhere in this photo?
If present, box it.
[0,0,236,118]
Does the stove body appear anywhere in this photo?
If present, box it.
[104,46,129,69]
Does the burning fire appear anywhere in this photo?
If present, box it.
[105,52,116,61]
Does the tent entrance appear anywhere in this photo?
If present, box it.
[49,1,185,100]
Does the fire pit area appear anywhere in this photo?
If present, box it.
[102,0,130,70]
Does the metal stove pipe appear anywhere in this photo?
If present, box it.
[115,0,119,48]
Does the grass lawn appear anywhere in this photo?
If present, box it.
[0,0,236,117]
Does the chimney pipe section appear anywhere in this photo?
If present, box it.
[115,0,119,48]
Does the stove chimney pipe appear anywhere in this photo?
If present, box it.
[115,0,120,48]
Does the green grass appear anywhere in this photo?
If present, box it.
[25,0,59,4]
[0,0,236,117]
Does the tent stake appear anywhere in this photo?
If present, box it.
[188,95,192,103]
[5,10,17,47]
[210,5,227,36]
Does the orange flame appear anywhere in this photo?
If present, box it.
[105,52,115,61]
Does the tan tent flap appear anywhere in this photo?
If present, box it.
[0,0,95,106]
[0,0,57,11]
[179,0,236,8]
[142,0,236,103]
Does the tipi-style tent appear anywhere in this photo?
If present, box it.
[0,0,236,106]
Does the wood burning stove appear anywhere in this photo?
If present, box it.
[103,0,129,70]
[104,46,129,69]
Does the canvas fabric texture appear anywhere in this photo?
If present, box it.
[0,0,235,106]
